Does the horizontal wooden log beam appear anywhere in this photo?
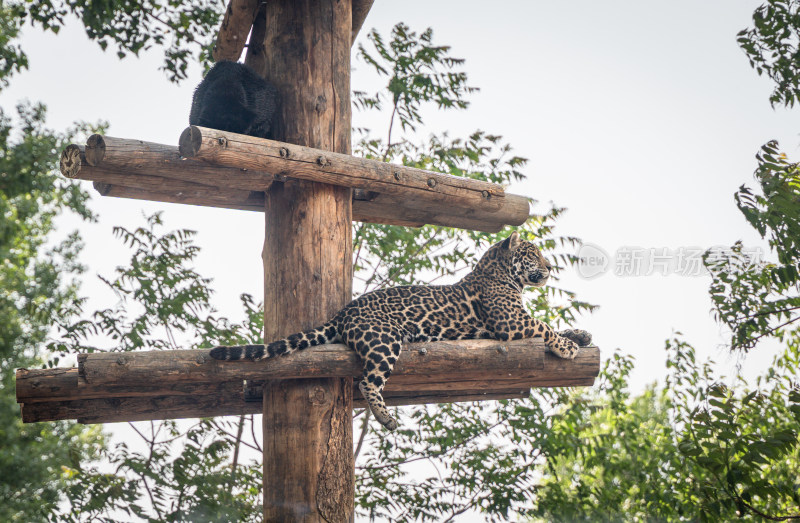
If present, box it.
[77,339,559,387]
[93,180,514,232]
[20,387,534,425]
[19,376,594,425]
[61,137,528,232]
[17,341,600,423]
[65,137,275,191]
[178,126,525,215]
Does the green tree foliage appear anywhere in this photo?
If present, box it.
[3,0,224,83]
[706,141,800,352]
[738,0,800,108]
[527,340,800,522]
[0,102,107,521]
[0,4,27,89]
[47,215,265,521]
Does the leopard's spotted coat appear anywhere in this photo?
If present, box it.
[209,232,592,430]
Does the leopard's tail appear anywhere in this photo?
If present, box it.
[208,320,341,361]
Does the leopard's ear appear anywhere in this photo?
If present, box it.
[501,231,520,251]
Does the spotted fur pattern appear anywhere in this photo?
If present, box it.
[209,232,592,430]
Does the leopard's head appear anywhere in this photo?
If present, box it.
[483,232,553,288]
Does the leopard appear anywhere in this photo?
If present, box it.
[209,232,592,430]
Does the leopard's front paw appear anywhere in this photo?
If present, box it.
[548,338,580,360]
[558,329,592,347]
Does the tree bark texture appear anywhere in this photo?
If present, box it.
[259,1,354,521]
[212,0,261,62]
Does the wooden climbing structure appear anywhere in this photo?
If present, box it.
[16,1,600,521]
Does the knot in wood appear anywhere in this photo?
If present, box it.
[315,94,328,114]
[496,345,508,354]
[393,171,401,181]
[418,347,428,355]
[426,178,437,188]
[279,147,290,158]
[217,137,228,147]
[309,386,328,406]
[196,355,208,364]
[316,155,330,167]
[482,190,491,199]
[116,356,127,366]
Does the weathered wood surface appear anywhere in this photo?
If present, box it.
[17,354,598,425]
[72,136,276,191]
[260,1,355,520]
[72,339,563,387]
[351,0,374,44]
[16,341,599,399]
[93,181,432,228]
[243,0,267,73]
[93,181,269,214]
[179,125,522,215]
[60,139,528,231]
[212,0,260,62]
[20,387,535,425]
[18,374,594,424]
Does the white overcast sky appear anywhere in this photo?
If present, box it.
[3,2,798,399]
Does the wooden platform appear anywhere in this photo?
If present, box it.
[17,339,599,424]
[58,131,532,232]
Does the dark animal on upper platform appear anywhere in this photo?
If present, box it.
[189,60,278,139]
[209,232,592,430]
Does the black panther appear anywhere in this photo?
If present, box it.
[189,60,278,139]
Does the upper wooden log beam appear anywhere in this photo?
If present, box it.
[59,136,531,231]
[212,0,261,62]
[62,136,275,192]
[179,126,517,214]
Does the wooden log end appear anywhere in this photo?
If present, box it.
[59,144,82,178]
[507,195,533,227]
[178,126,203,158]
[85,134,106,166]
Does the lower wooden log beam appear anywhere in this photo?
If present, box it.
[17,340,597,397]
[19,378,580,424]
[74,339,568,388]
[16,342,600,424]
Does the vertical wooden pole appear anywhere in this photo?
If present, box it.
[256,1,354,521]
